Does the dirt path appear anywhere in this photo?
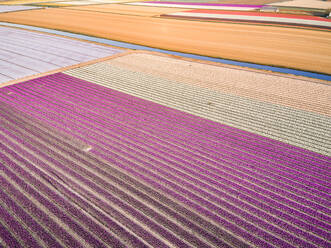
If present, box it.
[0,8,330,74]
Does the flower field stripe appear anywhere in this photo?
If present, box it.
[6,75,331,201]
[0,74,330,247]
[0,60,37,79]
[21,70,329,165]
[0,30,115,62]
[64,63,331,156]
[164,10,331,28]
[188,9,331,21]
[144,2,265,7]
[0,144,154,248]
[0,118,298,248]
[1,93,330,240]
[0,119,130,247]
[4,74,331,204]
[19,74,331,195]
[0,48,59,73]
[34,72,331,164]
[0,74,12,84]
[0,100,235,246]
[127,2,264,10]
[0,26,122,84]
[0,103,240,247]
[0,143,112,248]
[0,141,134,248]
[0,178,62,248]
[0,113,175,247]
[0,139,169,248]
[67,64,331,144]
[0,0,60,4]
[0,40,80,67]
[0,5,41,13]
[0,28,121,58]
[0,221,22,248]
[0,101,263,247]
[105,53,330,117]
[0,195,42,248]
[36,73,331,164]
[0,152,86,248]
[2,83,331,244]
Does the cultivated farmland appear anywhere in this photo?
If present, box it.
[0,0,330,247]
